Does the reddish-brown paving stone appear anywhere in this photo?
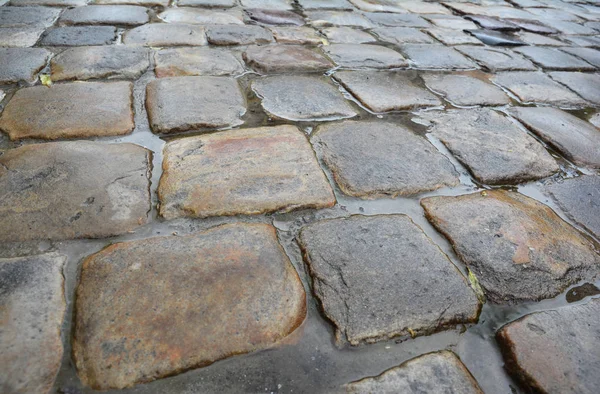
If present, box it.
[0,253,66,394]
[158,125,335,219]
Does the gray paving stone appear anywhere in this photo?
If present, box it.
[159,7,244,25]
[178,0,235,6]
[270,26,323,44]
[515,31,565,47]
[346,351,483,394]
[0,27,45,47]
[563,35,600,48]
[206,25,274,45]
[456,46,536,71]
[306,11,372,28]
[400,1,451,14]
[251,75,357,121]
[546,175,600,239]
[422,190,600,303]
[323,44,408,69]
[155,47,243,77]
[364,12,429,28]
[311,120,459,197]
[0,141,151,241]
[559,47,600,68]
[123,23,207,46]
[466,29,525,46]
[95,0,168,5]
[350,0,405,13]
[510,107,600,168]
[426,28,482,46]
[40,26,117,46]
[549,20,597,35]
[243,45,333,73]
[513,46,596,71]
[241,0,293,9]
[428,108,559,184]
[497,298,600,393]
[50,46,150,81]
[246,8,305,26]
[146,76,245,134]
[0,81,134,140]
[333,70,441,112]
[73,223,306,390]
[371,27,435,44]
[0,48,51,84]
[505,18,558,34]
[298,214,481,345]
[464,14,518,31]
[402,44,477,69]
[59,5,149,26]
[590,113,600,128]
[10,0,86,5]
[548,71,600,105]
[425,14,477,30]
[297,0,353,10]
[422,73,509,106]
[0,6,60,28]
[0,253,66,394]
[492,71,591,107]
[319,26,376,43]
[158,126,335,219]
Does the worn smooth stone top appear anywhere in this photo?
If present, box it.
[346,351,483,394]
[246,8,305,26]
[422,73,509,106]
[0,81,134,140]
[333,70,441,112]
[322,44,408,69]
[206,25,274,45]
[497,298,600,394]
[159,7,244,24]
[364,12,429,28]
[270,26,323,44]
[50,46,151,81]
[73,223,306,390]
[40,26,117,46]
[511,107,600,168]
[428,108,559,185]
[549,72,600,105]
[0,6,61,28]
[59,5,150,26]
[513,46,596,71]
[402,44,477,69]
[320,26,376,44]
[455,46,536,72]
[371,27,434,44]
[122,23,208,46]
[0,142,151,242]
[251,75,357,121]
[0,27,46,48]
[0,253,66,394]
[243,45,333,73]
[421,190,600,303]
[154,47,244,77]
[298,214,481,345]
[311,120,459,198]
[306,11,372,28]
[0,47,51,84]
[158,125,335,219]
[146,76,246,134]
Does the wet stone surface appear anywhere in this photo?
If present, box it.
[73,223,306,390]
[402,44,477,70]
[371,27,435,45]
[246,8,305,26]
[243,45,333,73]
[206,25,274,45]
[122,23,208,46]
[159,7,244,25]
[0,142,151,242]
[346,351,483,393]
[0,253,66,394]
[298,214,481,345]
[0,6,60,28]
[0,47,51,84]
[154,47,243,77]
[306,11,372,28]
[322,44,408,69]
[513,46,596,71]
[0,81,134,140]
[422,190,600,303]
[455,46,536,71]
[427,108,559,185]
[270,26,322,44]
[50,46,151,81]
[320,26,376,44]
[422,73,509,107]
[40,26,117,46]
[251,75,356,121]
[311,120,459,198]
[59,5,150,26]
[158,125,335,219]
[559,47,600,68]
[333,70,441,112]
[497,298,600,394]
[146,76,245,134]
[0,27,46,47]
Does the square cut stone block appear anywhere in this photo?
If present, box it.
[322,43,408,69]
[154,47,244,77]
[123,23,207,47]
[0,47,51,84]
[158,125,335,219]
[146,76,246,134]
[243,45,333,74]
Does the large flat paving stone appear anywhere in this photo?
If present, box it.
[0,81,134,140]
[246,8,305,26]
[298,215,481,345]
[50,46,150,81]
[0,6,60,28]
[155,47,243,77]
[311,120,458,197]
[306,11,372,28]
[346,351,483,393]
[0,142,151,242]
[243,45,333,73]
[510,107,600,168]
[423,73,509,106]
[546,175,600,239]
[559,47,600,68]
[123,23,207,46]
[59,5,149,26]
[40,26,117,46]
[428,109,558,185]
[270,26,323,44]
[333,70,441,112]
[421,190,600,303]
[426,28,482,46]
[298,0,353,10]
[179,0,235,6]
[548,72,600,105]
[206,25,274,45]
[0,27,45,47]
[11,0,86,6]
[320,26,376,44]
[322,44,408,69]
[73,223,306,390]
[94,0,168,5]
[491,72,590,107]
[513,46,596,71]
[364,12,429,28]
[0,253,66,394]
[0,48,51,84]
[159,7,244,25]
[402,44,477,69]
[251,75,357,121]
[158,125,334,219]
[371,27,435,44]
[456,46,536,72]
[146,76,245,134]
[497,298,600,393]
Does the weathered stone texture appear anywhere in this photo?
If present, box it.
[270,26,323,44]
[73,223,306,389]
[0,48,51,84]
[456,46,536,71]
[402,44,477,69]
[158,125,335,219]
[59,5,149,26]
[514,46,596,71]
[246,8,305,26]
[548,72,600,105]
[123,23,207,46]
[320,26,376,44]
[155,47,243,77]
[243,45,333,73]
[40,26,117,46]
[0,27,45,47]
[422,74,509,106]
[206,25,274,45]
[159,7,244,25]
[0,6,60,28]
[323,44,408,69]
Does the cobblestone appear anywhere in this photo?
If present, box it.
[243,44,333,73]
[422,73,510,106]
[59,5,149,26]
[323,43,408,69]
[0,47,51,84]
[123,23,207,46]
[154,47,243,77]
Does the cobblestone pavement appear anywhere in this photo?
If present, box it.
[1,0,599,393]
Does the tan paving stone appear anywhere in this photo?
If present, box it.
[154,47,244,77]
